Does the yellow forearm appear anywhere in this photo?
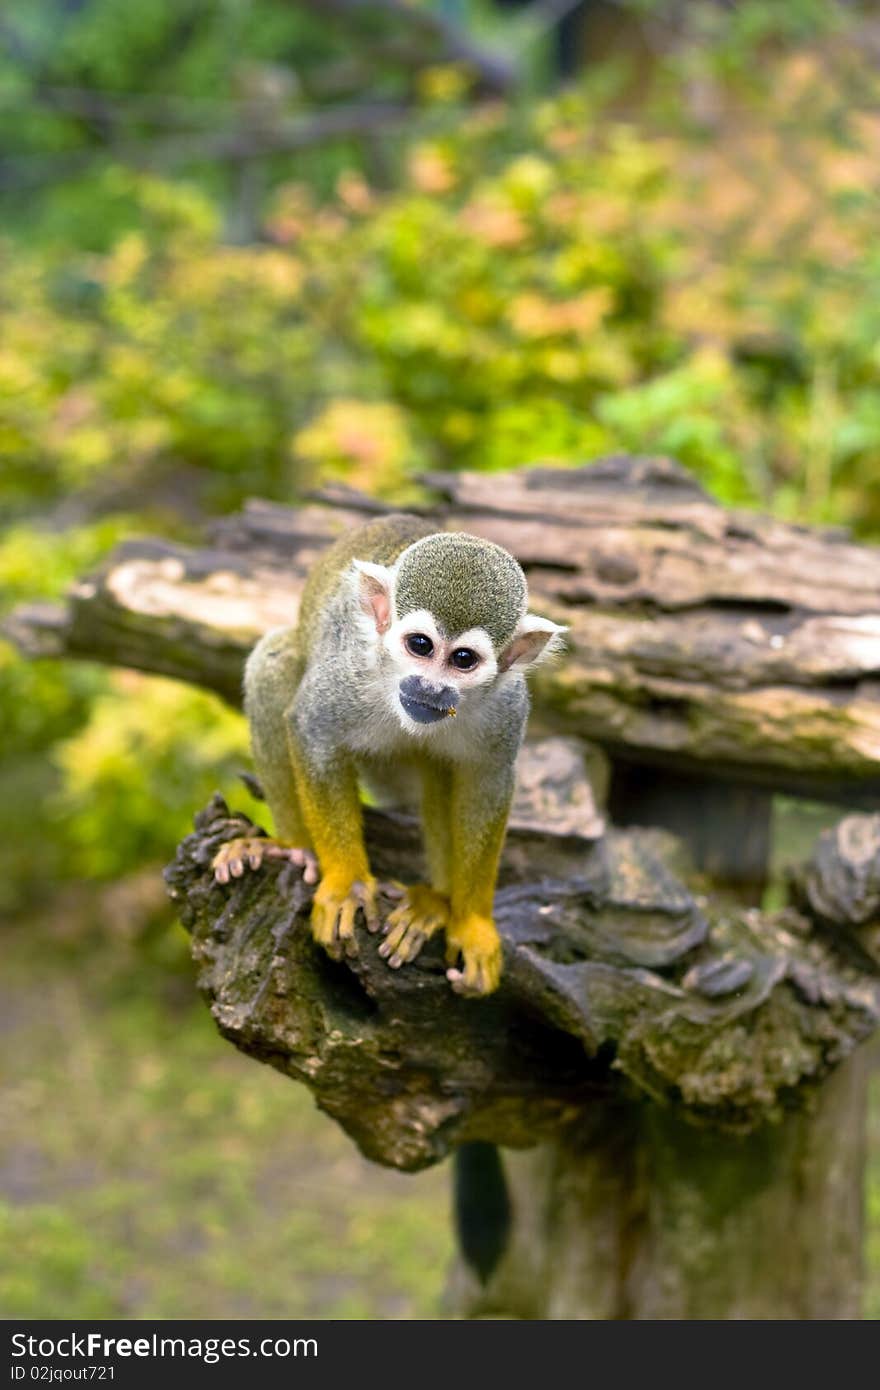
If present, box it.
[287,731,370,890]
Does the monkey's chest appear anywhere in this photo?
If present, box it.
[355,755,421,812]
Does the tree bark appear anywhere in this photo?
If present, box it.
[609,762,773,903]
[163,772,880,1317]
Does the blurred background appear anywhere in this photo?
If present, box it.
[3,0,880,1318]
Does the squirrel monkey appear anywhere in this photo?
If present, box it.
[213,515,565,996]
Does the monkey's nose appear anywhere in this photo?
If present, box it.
[399,676,458,725]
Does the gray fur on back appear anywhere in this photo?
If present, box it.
[395,532,527,649]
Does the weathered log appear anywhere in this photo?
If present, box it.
[165,777,879,1316]
[169,786,879,1159]
[10,456,880,803]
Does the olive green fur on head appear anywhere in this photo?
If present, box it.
[395,532,527,649]
[296,514,432,654]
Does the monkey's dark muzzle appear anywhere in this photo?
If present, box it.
[398,676,458,725]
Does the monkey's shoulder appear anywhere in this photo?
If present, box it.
[297,513,433,652]
[243,626,302,708]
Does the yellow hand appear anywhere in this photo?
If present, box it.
[445,912,502,997]
[379,884,449,968]
[310,872,379,961]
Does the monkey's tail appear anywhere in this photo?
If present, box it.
[453,1141,511,1286]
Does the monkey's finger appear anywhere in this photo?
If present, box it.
[264,844,319,885]
[447,965,485,998]
[448,945,501,996]
[247,849,263,870]
[448,951,482,996]
[311,902,343,960]
[229,857,245,878]
[446,966,472,995]
[384,905,414,936]
[379,917,414,958]
[389,932,426,968]
[212,843,248,883]
[359,889,381,934]
[379,929,403,958]
[337,896,358,948]
[323,926,345,962]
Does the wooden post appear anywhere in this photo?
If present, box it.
[455,1053,866,1318]
[609,762,774,904]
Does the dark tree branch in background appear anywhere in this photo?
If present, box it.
[297,0,517,95]
[0,85,268,128]
[116,101,413,167]
[0,102,412,192]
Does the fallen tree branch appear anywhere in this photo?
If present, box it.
[165,772,880,1170]
[11,457,880,804]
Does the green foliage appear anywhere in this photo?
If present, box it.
[6,52,880,530]
[0,520,129,907]
[0,173,320,517]
[0,0,401,246]
[0,516,134,605]
[54,677,260,880]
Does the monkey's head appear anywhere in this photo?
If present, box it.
[353,532,565,732]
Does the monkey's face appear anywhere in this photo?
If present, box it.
[389,609,498,727]
[352,548,566,736]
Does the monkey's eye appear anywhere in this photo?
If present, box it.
[450,648,479,672]
[405,633,434,658]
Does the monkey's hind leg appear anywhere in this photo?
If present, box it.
[213,629,318,887]
[380,760,452,968]
[214,745,318,885]
[287,710,380,961]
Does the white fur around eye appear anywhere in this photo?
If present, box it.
[390,609,442,657]
[445,626,496,685]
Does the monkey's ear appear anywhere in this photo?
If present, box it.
[353,560,395,635]
[498,613,567,672]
